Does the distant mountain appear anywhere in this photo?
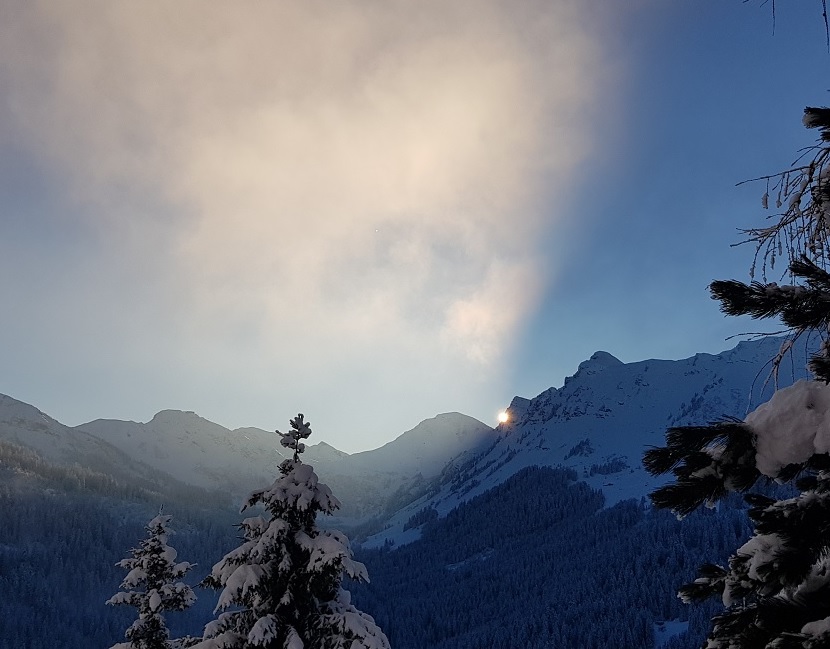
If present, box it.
[73,410,495,521]
[0,393,127,468]
[311,412,496,524]
[363,336,812,547]
[346,412,497,477]
[0,394,221,504]
[75,410,286,496]
[0,387,495,523]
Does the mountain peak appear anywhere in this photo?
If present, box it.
[507,396,531,421]
[306,440,350,459]
[149,409,212,426]
[575,350,623,375]
[347,412,494,477]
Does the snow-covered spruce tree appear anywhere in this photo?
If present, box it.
[644,107,830,649]
[193,414,390,649]
[107,512,196,649]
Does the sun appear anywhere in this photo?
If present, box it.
[497,410,509,424]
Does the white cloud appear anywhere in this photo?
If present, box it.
[0,0,619,450]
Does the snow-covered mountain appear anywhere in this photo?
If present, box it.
[0,393,116,467]
[0,335,813,539]
[0,393,208,496]
[73,409,495,519]
[75,410,286,496]
[346,412,498,478]
[0,386,495,520]
[364,336,813,546]
[311,412,497,522]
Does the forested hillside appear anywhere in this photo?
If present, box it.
[0,459,755,648]
[0,465,238,648]
[352,466,751,649]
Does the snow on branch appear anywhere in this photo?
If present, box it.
[745,379,830,477]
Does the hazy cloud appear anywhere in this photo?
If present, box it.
[0,0,618,449]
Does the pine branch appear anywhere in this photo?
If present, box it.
[677,563,727,603]
[710,279,801,319]
[646,421,760,516]
[804,106,830,141]
[809,352,830,383]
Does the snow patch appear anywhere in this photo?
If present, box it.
[653,619,688,648]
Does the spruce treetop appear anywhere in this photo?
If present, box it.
[278,414,313,461]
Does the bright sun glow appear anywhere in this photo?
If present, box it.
[497,410,509,424]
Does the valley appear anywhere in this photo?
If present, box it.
[0,335,810,648]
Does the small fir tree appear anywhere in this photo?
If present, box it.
[107,512,196,649]
[193,414,390,649]
[645,107,830,648]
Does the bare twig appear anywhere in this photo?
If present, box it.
[733,139,830,281]
[824,0,830,50]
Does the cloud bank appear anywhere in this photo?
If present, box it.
[0,0,616,450]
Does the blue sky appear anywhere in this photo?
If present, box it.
[512,2,830,400]
[1,1,828,452]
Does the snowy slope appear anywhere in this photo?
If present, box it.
[363,336,812,547]
[0,394,196,490]
[0,393,109,465]
[345,413,496,478]
[77,411,288,494]
[73,410,494,519]
[313,413,496,522]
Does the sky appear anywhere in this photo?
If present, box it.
[1,1,829,453]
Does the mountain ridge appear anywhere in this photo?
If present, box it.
[0,335,813,540]
[362,335,812,547]
[0,391,495,522]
